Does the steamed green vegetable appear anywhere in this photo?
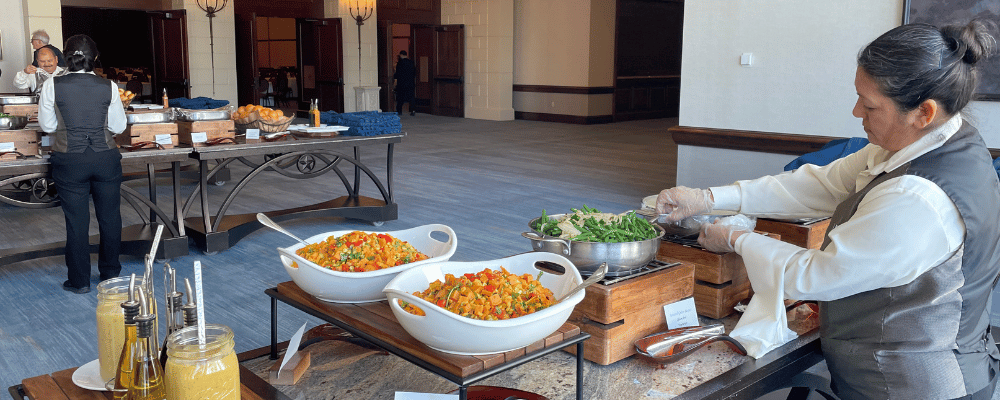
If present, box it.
[531,205,658,243]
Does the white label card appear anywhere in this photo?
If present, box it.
[0,142,16,152]
[663,297,699,329]
[155,134,172,145]
[394,393,457,400]
[41,136,51,146]
[245,128,260,140]
[191,131,208,143]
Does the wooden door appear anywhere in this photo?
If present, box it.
[411,25,434,114]
[297,18,344,113]
[410,24,464,117]
[148,10,190,99]
[377,20,394,112]
[235,13,260,107]
[432,24,464,117]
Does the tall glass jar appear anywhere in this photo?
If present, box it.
[96,276,145,383]
[164,324,240,400]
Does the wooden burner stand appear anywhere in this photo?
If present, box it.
[565,261,695,365]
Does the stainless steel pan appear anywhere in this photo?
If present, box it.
[523,213,665,277]
[0,95,38,105]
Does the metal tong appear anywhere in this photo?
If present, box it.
[634,324,747,363]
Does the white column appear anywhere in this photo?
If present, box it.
[442,0,515,121]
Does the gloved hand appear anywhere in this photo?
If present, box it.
[698,214,755,253]
[655,186,714,223]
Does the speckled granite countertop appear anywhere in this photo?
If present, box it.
[241,311,820,400]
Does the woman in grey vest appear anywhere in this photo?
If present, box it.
[656,21,999,399]
[38,35,127,294]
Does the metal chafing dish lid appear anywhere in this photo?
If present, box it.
[175,106,232,122]
[126,108,175,125]
[0,95,39,105]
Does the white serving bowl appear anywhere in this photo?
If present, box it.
[383,252,584,355]
[277,224,457,303]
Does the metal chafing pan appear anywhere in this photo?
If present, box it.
[126,109,175,124]
[0,116,29,130]
[523,213,665,277]
[0,95,39,105]
[175,107,231,122]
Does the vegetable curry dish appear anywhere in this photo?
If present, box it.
[294,231,429,272]
[402,267,556,320]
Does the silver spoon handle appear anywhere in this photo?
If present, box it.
[256,213,309,246]
[558,262,607,302]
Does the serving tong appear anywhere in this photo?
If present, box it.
[633,324,747,363]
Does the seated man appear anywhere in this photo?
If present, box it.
[15,46,65,93]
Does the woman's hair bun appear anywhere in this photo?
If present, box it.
[943,19,997,65]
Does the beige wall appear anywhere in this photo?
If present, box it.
[512,0,615,118]
[676,0,903,188]
[170,0,237,105]
[0,0,28,93]
[23,0,63,73]
[443,0,515,121]
[326,1,378,113]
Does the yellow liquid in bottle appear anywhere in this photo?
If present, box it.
[113,324,138,399]
[128,344,166,400]
[97,295,127,382]
[165,350,239,400]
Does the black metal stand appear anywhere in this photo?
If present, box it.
[266,287,589,400]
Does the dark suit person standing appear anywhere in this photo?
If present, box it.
[38,35,126,294]
[393,51,416,116]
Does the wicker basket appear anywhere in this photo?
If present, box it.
[234,114,292,133]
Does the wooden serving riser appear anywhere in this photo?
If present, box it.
[19,365,280,400]
[276,281,582,379]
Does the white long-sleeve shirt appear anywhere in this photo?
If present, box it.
[712,114,965,302]
[13,66,64,93]
[38,70,127,135]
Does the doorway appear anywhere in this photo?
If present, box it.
[62,7,191,100]
[378,23,464,117]
[235,15,344,115]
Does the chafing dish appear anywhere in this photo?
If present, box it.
[0,116,30,130]
[0,95,39,105]
[523,213,665,277]
[175,107,231,122]
[126,109,175,124]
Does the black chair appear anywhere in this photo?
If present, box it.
[125,79,148,104]
[259,76,275,107]
[274,73,293,108]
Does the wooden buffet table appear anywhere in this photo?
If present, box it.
[266,281,591,400]
[9,365,290,400]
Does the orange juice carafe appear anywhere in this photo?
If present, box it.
[310,99,320,127]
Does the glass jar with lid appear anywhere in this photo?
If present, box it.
[164,324,240,400]
[96,276,145,383]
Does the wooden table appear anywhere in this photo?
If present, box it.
[9,365,290,400]
[266,281,590,400]
[183,134,403,254]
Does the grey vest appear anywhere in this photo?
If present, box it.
[51,73,117,153]
[819,121,1000,400]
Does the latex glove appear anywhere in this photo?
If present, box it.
[655,186,714,223]
[698,214,755,253]
[24,65,37,74]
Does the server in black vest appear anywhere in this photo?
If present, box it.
[655,21,1000,399]
[38,35,127,294]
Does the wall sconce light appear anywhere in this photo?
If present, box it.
[348,0,375,85]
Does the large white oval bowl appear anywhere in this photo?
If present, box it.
[383,252,584,355]
[277,224,457,303]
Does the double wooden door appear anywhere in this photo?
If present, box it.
[379,23,464,117]
[148,11,191,100]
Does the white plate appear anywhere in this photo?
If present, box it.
[71,359,108,391]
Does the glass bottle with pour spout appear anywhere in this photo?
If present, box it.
[127,286,166,400]
[111,275,141,399]
[181,278,198,328]
[96,275,146,383]
[159,265,183,367]
[310,99,321,127]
